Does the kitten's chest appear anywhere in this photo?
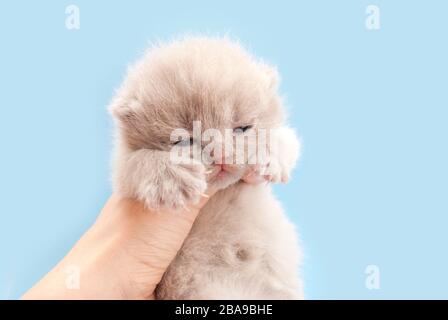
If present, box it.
[186,184,274,247]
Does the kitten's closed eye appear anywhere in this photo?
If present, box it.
[173,137,195,147]
[233,125,253,133]
[172,125,253,147]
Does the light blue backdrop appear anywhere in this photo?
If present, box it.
[1,0,447,299]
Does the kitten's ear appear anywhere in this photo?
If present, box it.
[263,65,280,91]
[108,97,138,124]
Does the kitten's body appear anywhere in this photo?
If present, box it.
[156,183,303,299]
[110,37,303,299]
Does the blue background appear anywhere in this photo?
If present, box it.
[1,0,447,299]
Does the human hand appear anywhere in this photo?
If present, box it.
[22,193,213,300]
[22,166,270,300]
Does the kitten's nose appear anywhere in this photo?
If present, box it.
[214,163,229,173]
[212,155,231,173]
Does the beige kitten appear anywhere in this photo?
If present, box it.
[110,36,303,299]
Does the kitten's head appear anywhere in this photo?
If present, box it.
[110,36,285,190]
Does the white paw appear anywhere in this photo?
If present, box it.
[244,127,300,184]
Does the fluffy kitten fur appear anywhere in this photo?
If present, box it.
[110,36,303,299]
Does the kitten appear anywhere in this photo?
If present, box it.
[110,36,303,299]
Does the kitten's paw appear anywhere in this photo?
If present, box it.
[115,149,207,211]
[143,160,207,210]
[244,127,300,184]
[262,158,290,184]
[245,157,289,184]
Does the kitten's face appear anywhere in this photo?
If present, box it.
[111,37,285,190]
